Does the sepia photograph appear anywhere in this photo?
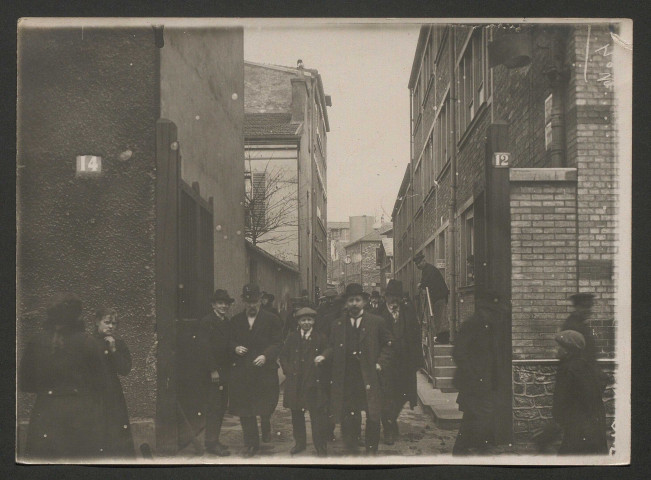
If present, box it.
[15,17,632,466]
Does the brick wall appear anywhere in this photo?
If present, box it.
[510,170,578,360]
[512,362,615,443]
[361,241,382,291]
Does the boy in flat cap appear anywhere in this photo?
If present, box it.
[552,330,608,454]
[198,289,235,456]
[322,283,394,455]
[279,307,329,456]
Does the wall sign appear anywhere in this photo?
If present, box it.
[492,152,510,167]
[76,155,102,176]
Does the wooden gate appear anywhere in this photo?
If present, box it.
[155,119,215,455]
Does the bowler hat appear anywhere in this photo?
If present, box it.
[212,289,234,304]
[295,307,317,319]
[414,252,425,262]
[555,330,586,352]
[241,284,261,302]
[344,283,369,299]
[385,279,404,297]
[569,293,595,307]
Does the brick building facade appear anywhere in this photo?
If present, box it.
[393,23,622,444]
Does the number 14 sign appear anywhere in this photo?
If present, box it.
[76,155,102,176]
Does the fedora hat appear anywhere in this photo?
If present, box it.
[569,292,595,307]
[344,283,369,299]
[385,279,403,298]
[212,289,234,304]
[241,284,261,302]
[413,251,425,262]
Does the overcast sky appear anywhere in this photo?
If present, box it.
[244,22,421,224]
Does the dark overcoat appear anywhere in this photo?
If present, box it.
[279,330,329,411]
[452,308,499,415]
[93,334,135,458]
[378,302,422,409]
[420,262,449,302]
[198,312,233,377]
[19,330,105,460]
[323,311,394,423]
[553,354,608,454]
[228,308,283,417]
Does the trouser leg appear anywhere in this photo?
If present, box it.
[240,416,259,448]
[365,415,381,453]
[453,411,492,455]
[205,383,227,447]
[260,415,272,437]
[341,411,362,451]
[309,409,328,454]
[291,410,307,447]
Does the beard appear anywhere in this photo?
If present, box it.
[348,305,362,317]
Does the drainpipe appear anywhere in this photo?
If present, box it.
[448,26,458,343]
[409,90,415,299]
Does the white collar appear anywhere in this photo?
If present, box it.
[301,328,313,339]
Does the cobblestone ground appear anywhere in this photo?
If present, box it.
[176,387,460,461]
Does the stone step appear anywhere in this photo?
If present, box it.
[416,371,462,429]
[434,376,455,389]
[432,355,456,367]
[432,344,454,355]
[434,366,457,378]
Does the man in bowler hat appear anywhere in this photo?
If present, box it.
[280,307,329,456]
[377,280,422,445]
[229,284,283,457]
[198,289,235,456]
[562,293,597,364]
[322,283,394,455]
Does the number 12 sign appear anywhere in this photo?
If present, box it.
[76,155,102,176]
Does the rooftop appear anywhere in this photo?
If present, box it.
[344,229,382,249]
[244,113,301,137]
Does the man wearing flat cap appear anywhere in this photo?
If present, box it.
[452,289,504,455]
[198,289,235,456]
[562,293,597,364]
[279,307,329,456]
[322,283,394,455]
[377,280,422,445]
[414,251,450,344]
[229,284,283,457]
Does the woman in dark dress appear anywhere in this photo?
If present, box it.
[552,330,608,455]
[19,293,105,461]
[93,308,135,459]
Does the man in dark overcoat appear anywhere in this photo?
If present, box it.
[197,289,235,456]
[322,283,394,455]
[229,284,283,457]
[452,290,504,455]
[377,280,422,445]
[279,307,329,456]
[562,293,598,364]
[414,251,450,344]
[261,292,280,317]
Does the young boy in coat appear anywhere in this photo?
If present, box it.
[553,330,608,455]
[279,307,329,456]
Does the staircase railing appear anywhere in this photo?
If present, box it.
[415,287,436,383]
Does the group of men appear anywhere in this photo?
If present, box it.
[197,279,422,458]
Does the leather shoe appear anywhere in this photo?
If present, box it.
[290,444,306,455]
[242,446,258,458]
[206,444,230,456]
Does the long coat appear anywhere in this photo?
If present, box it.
[452,308,500,415]
[378,302,422,409]
[228,308,283,417]
[553,354,608,454]
[198,312,233,378]
[323,311,394,423]
[19,330,105,461]
[279,330,329,411]
[93,334,135,458]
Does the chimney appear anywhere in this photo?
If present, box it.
[291,77,307,123]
